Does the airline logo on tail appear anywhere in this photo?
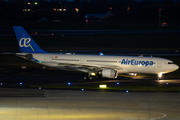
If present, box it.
[19,38,34,51]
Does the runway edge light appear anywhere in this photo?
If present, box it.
[99,85,107,88]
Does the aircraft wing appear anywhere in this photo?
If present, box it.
[57,62,123,72]
[16,53,124,73]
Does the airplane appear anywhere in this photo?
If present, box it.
[84,11,115,22]
[13,26,179,80]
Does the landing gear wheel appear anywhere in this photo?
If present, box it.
[83,76,94,80]
[89,77,93,80]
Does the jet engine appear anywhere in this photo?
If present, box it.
[99,69,118,79]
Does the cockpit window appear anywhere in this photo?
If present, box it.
[168,62,174,64]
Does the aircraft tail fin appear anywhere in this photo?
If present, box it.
[13,26,46,53]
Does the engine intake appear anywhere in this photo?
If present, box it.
[99,69,118,79]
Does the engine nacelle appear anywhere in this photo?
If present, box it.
[100,69,118,79]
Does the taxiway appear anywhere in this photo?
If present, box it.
[0,88,180,120]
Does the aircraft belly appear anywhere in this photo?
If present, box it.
[122,65,156,74]
[40,63,58,68]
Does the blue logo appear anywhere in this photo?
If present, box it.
[121,59,153,67]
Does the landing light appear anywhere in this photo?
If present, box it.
[158,73,162,78]
[99,85,107,88]
[91,72,96,76]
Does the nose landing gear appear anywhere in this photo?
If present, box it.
[158,73,162,80]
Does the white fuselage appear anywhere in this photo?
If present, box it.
[32,53,179,75]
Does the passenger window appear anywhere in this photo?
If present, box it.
[168,62,174,64]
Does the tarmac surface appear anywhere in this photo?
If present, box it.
[1,74,180,87]
[0,88,180,120]
[1,72,180,120]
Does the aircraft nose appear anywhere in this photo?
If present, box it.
[175,64,179,70]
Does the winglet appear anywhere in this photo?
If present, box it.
[13,26,46,53]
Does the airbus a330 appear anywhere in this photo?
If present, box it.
[14,26,179,80]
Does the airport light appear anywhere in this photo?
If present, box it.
[57,9,61,12]
[28,9,30,12]
[126,90,129,93]
[63,9,66,12]
[99,85,107,88]
[75,8,79,12]
[81,89,84,91]
[127,7,130,11]
[20,82,22,85]
[110,7,112,10]
[39,87,41,89]
[28,2,30,5]
[23,9,27,12]
[68,82,71,85]
[21,66,26,69]
[116,82,119,85]
[53,8,56,11]
[35,2,38,5]
[166,83,168,85]
[0,83,3,85]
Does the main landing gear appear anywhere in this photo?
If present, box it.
[83,71,100,80]
[83,76,94,80]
